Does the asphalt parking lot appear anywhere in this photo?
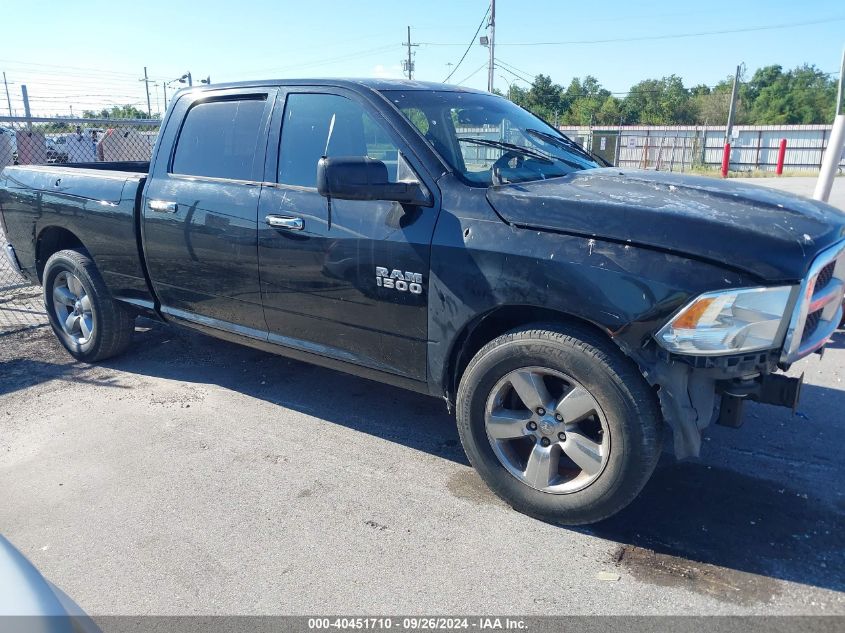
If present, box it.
[0,177,844,616]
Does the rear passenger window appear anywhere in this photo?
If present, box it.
[171,97,266,180]
[278,93,411,188]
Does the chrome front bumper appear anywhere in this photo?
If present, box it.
[781,239,845,364]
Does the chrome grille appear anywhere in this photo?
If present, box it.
[800,309,822,344]
[781,239,845,364]
[816,261,835,291]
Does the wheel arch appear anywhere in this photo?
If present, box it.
[36,226,85,282]
[444,304,618,403]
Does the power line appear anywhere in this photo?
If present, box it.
[26,94,142,101]
[0,59,141,79]
[457,62,488,86]
[425,16,845,47]
[239,44,396,76]
[443,3,491,83]
[495,59,535,80]
[495,61,534,85]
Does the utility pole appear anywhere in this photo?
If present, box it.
[162,83,168,111]
[814,46,845,202]
[2,72,12,116]
[487,0,496,93]
[21,85,31,130]
[724,64,741,144]
[402,26,418,80]
[140,66,153,118]
[720,64,741,177]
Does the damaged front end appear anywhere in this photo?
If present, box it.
[644,348,802,459]
[638,238,845,460]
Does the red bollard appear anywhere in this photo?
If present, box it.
[721,143,731,177]
[776,138,787,175]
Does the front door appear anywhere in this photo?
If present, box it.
[142,88,275,331]
[257,88,440,380]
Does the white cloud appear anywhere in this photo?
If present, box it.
[371,64,404,79]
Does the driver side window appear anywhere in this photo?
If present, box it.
[278,93,417,187]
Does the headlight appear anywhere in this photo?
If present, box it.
[656,286,794,355]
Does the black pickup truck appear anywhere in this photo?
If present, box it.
[2,79,844,524]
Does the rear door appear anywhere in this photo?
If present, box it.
[257,87,441,380]
[142,87,275,332]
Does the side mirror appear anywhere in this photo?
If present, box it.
[317,156,431,207]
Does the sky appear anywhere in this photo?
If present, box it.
[2,0,844,116]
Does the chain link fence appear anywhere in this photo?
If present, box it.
[0,222,45,332]
[0,116,159,167]
[0,116,160,331]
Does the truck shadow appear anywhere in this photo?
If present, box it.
[115,321,845,595]
[109,319,470,465]
[2,320,843,595]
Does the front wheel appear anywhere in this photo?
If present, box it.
[43,249,135,362]
[456,324,663,525]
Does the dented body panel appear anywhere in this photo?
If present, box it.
[486,168,845,282]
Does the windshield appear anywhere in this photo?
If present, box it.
[382,90,600,187]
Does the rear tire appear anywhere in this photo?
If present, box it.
[456,323,663,525]
[43,249,135,362]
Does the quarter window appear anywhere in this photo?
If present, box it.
[171,97,267,180]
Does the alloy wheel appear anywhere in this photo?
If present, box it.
[52,271,95,345]
[484,366,610,494]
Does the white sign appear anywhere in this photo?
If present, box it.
[627,136,637,149]
[600,137,607,151]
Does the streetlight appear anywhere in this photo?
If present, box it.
[499,75,525,101]
[162,77,185,110]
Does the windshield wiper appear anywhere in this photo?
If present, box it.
[456,137,553,164]
[525,128,611,167]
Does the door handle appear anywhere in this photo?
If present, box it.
[148,200,178,213]
[265,215,304,231]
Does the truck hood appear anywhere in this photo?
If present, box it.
[486,168,845,281]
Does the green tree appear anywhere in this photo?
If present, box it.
[621,75,694,125]
[82,104,157,120]
[521,74,563,121]
[507,63,835,126]
[746,64,835,124]
[561,76,612,125]
[596,95,622,125]
[691,76,735,124]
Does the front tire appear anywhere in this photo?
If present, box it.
[43,249,135,362]
[456,323,663,525]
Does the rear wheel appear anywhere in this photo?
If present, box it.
[456,324,663,525]
[43,249,135,362]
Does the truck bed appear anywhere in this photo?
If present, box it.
[0,163,153,308]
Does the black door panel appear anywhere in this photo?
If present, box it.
[144,178,265,329]
[141,88,275,331]
[258,190,434,377]
[257,89,440,380]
